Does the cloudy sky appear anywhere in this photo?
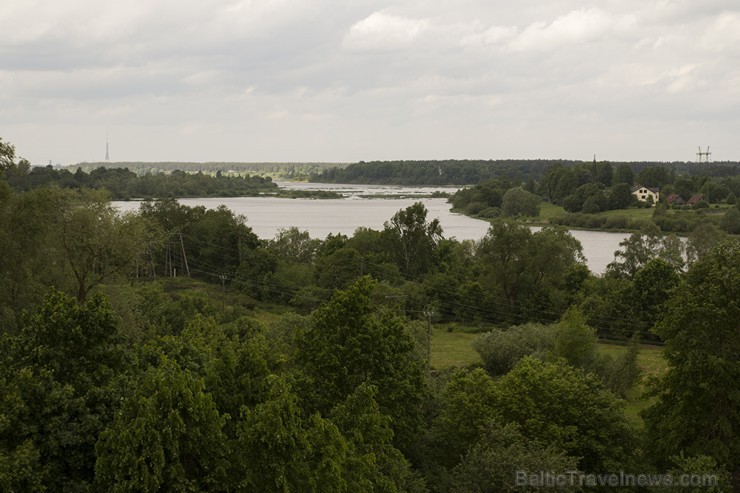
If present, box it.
[1,0,739,165]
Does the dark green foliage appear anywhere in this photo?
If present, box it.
[267,227,321,264]
[329,384,427,492]
[477,221,584,323]
[552,307,598,368]
[0,187,71,330]
[315,247,364,290]
[628,258,681,328]
[139,198,259,279]
[383,202,443,279]
[607,224,685,278]
[660,454,733,493]
[235,376,347,492]
[495,357,636,472]
[297,277,427,450]
[1,290,126,491]
[95,358,230,492]
[448,178,509,213]
[615,163,634,185]
[473,323,555,375]
[609,182,634,209]
[312,160,564,186]
[429,369,500,467]
[501,187,541,217]
[638,166,671,188]
[643,241,740,479]
[3,164,276,199]
[450,422,580,493]
[687,222,727,263]
[236,247,278,299]
[720,206,740,234]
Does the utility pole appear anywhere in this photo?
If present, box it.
[219,275,227,312]
[425,309,434,371]
[179,233,190,278]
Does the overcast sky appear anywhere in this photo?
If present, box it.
[1,0,739,165]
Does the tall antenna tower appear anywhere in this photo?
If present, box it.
[696,146,711,163]
[105,130,110,161]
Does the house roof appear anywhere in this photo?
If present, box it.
[666,193,685,204]
[687,194,705,205]
[631,185,660,193]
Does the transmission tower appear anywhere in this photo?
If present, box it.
[696,146,711,163]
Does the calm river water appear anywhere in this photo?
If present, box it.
[113,183,629,273]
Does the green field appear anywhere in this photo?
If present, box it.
[598,342,667,424]
[430,328,482,368]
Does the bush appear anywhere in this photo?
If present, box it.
[604,215,628,229]
[473,323,555,375]
[720,207,740,234]
[477,207,501,218]
[693,200,709,209]
[464,201,487,215]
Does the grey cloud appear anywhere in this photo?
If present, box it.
[1,0,739,164]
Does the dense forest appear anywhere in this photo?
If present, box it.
[2,160,277,200]
[310,159,740,186]
[2,137,739,491]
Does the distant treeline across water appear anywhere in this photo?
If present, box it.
[68,159,740,187]
[2,165,277,200]
[309,159,740,186]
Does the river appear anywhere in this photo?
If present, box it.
[113,183,629,273]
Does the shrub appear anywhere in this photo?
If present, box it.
[583,215,605,229]
[473,323,555,375]
[464,201,487,215]
[604,215,628,229]
[478,207,501,218]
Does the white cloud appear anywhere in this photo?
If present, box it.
[700,12,740,52]
[460,25,517,47]
[342,11,429,52]
[508,8,636,52]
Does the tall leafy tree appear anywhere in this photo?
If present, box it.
[477,221,584,322]
[383,202,443,278]
[1,290,125,491]
[494,357,635,472]
[54,189,162,302]
[606,223,685,278]
[643,240,740,483]
[297,277,427,450]
[95,358,229,492]
[451,422,580,493]
[501,187,541,217]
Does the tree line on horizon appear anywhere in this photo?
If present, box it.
[310,159,740,186]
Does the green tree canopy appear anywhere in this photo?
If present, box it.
[383,202,443,278]
[643,240,740,480]
[501,187,541,217]
[297,277,427,450]
[494,357,635,472]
